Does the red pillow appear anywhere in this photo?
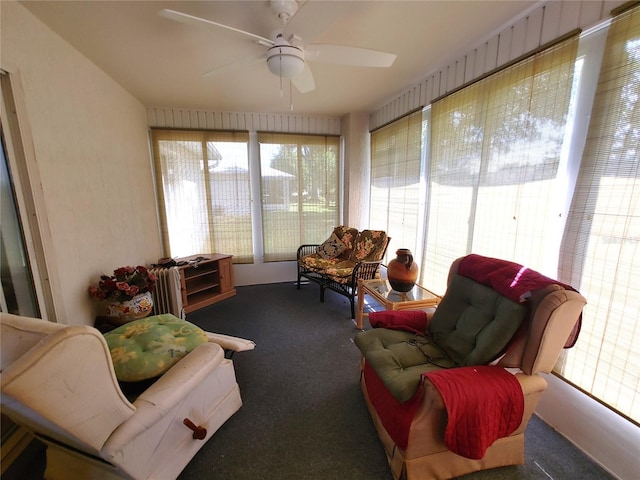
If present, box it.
[368,310,428,335]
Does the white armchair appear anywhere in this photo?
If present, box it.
[0,313,255,480]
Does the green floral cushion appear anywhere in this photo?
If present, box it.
[104,314,208,382]
[317,232,347,259]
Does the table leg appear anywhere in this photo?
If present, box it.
[356,279,366,329]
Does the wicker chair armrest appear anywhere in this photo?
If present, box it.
[352,260,383,283]
[297,244,319,260]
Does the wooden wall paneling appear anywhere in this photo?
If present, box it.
[285,115,295,132]
[175,109,186,127]
[525,7,545,52]
[511,17,528,60]
[166,109,178,128]
[540,2,564,44]
[559,1,582,34]
[474,43,488,78]
[392,96,400,118]
[411,85,418,110]
[195,110,206,129]
[399,93,407,115]
[439,66,448,97]
[407,87,414,112]
[484,36,500,73]
[147,108,158,126]
[604,0,627,17]
[205,111,216,129]
[465,51,476,84]
[392,98,400,120]
[422,77,432,106]
[179,109,191,128]
[188,110,199,129]
[147,108,340,134]
[244,113,253,131]
[454,58,466,91]
[173,109,185,128]
[431,73,440,104]
[579,1,606,29]
[218,111,228,130]
[497,27,514,67]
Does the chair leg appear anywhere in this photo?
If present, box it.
[320,285,325,303]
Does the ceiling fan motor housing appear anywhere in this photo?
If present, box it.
[266,39,305,78]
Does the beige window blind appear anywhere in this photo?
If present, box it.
[257,132,340,262]
[556,5,640,423]
[151,129,253,263]
[370,109,424,261]
[423,35,580,294]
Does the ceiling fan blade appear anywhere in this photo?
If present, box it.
[305,44,397,68]
[159,9,274,46]
[202,54,266,79]
[292,64,316,93]
[283,2,356,45]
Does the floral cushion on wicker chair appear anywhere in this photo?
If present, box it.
[300,257,358,284]
[317,232,347,259]
[350,230,389,261]
[300,228,389,285]
[330,225,359,260]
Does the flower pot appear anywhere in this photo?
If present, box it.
[104,291,153,321]
[387,248,419,292]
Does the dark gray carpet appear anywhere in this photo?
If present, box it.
[3,282,614,480]
[180,282,614,480]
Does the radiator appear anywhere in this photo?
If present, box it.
[149,267,185,319]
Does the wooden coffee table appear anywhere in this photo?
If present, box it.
[355,278,441,329]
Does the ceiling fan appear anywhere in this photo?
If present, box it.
[159,0,397,94]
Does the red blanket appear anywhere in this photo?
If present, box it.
[363,361,424,451]
[423,366,524,459]
[368,310,428,334]
[458,254,582,347]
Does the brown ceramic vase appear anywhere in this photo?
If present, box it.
[387,248,419,292]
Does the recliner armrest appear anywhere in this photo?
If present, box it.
[206,332,256,353]
[104,342,226,452]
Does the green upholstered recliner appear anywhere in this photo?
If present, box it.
[354,255,586,480]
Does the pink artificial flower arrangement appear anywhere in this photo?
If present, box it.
[88,265,157,302]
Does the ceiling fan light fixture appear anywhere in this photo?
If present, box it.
[266,44,305,78]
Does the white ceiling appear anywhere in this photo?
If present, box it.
[21,0,537,117]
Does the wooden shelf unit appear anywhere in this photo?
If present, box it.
[176,254,236,314]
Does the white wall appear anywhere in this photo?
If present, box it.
[1,2,162,324]
[341,112,370,229]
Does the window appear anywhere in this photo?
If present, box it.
[557,5,640,423]
[151,129,253,263]
[370,109,426,261]
[422,35,580,294]
[257,132,340,262]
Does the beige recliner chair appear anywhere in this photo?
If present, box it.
[355,254,586,480]
[0,313,255,480]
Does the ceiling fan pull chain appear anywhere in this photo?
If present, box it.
[279,53,284,97]
[290,78,294,111]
